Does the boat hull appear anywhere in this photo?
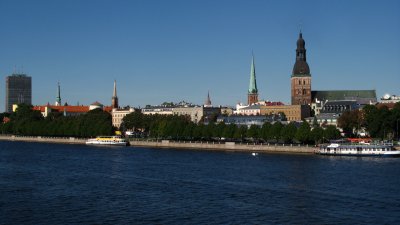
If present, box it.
[317,144,400,157]
[86,141,128,146]
[86,136,128,146]
[317,152,400,157]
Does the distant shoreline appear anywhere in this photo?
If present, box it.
[0,135,317,154]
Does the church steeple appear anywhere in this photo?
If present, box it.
[292,31,310,76]
[291,31,312,105]
[204,91,212,107]
[248,53,259,105]
[55,82,61,106]
[248,53,258,94]
[111,80,119,109]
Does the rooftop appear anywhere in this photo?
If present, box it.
[312,90,377,102]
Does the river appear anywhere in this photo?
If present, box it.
[0,141,399,224]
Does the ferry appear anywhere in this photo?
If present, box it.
[86,136,128,146]
[317,142,400,157]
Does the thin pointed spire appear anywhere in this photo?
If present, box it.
[113,80,117,97]
[55,82,61,106]
[112,79,119,109]
[204,90,212,107]
[248,53,257,94]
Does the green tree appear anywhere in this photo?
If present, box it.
[247,124,260,139]
[391,103,400,140]
[324,125,341,140]
[296,121,311,144]
[122,111,144,132]
[270,122,283,142]
[223,124,237,139]
[234,125,247,140]
[202,122,215,140]
[261,122,272,141]
[281,123,297,143]
[337,110,362,137]
[311,126,324,144]
[214,122,226,139]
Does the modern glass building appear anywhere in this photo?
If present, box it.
[5,74,32,112]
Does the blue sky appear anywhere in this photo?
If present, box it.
[0,0,399,111]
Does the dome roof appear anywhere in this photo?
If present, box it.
[292,60,310,75]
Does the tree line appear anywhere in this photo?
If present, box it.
[3,102,395,142]
[122,111,341,144]
[338,102,400,140]
[0,104,113,137]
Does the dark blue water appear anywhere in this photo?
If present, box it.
[1,141,399,224]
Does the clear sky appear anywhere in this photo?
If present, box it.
[0,0,399,111]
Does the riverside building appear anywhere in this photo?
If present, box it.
[5,73,32,113]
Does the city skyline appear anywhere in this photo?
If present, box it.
[0,0,399,111]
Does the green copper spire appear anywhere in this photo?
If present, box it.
[248,53,258,94]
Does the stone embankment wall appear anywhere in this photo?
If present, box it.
[130,140,316,154]
[0,135,317,154]
[0,135,86,144]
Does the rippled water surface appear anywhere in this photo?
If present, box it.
[1,141,400,224]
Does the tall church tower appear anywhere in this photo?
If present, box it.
[248,54,258,105]
[111,80,119,109]
[291,31,312,105]
[55,82,61,106]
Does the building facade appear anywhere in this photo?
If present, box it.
[6,73,32,112]
[260,104,310,122]
[235,104,261,116]
[112,108,135,128]
[142,106,174,115]
[291,32,312,105]
[173,106,221,123]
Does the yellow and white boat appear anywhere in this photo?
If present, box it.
[86,136,128,146]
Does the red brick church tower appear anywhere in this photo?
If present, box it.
[291,31,312,105]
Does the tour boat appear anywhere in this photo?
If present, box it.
[86,136,128,146]
[317,143,400,157]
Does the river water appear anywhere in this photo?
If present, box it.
[0,141,399,224]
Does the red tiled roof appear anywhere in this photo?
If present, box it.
[103,106,113,113]
[33,105,90,113]
[265,101,285,106]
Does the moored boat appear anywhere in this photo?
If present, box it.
[86,136,128,146]
[317,142,400,157]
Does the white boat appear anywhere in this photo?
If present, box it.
[86,136,128,146]
[317,143,400,157]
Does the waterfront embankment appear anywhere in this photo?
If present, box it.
[0,135,86,144]
[130,140,316,154]
[0,135,317,154]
